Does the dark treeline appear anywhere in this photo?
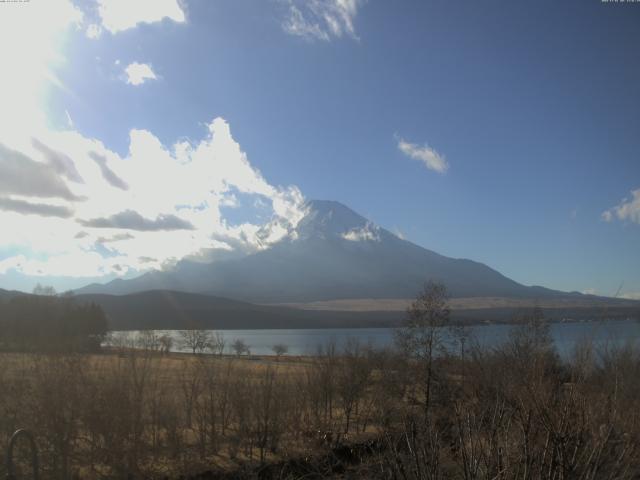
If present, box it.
[0,287,108,352]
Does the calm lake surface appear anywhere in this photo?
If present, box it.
[114,319,640,358]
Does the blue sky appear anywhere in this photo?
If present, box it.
[0,0,638,298]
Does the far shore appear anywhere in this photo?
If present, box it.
[108,314,640,332]
[271,295,640,312]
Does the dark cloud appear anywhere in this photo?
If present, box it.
[80,210,194,231]
[96,233,135,243]
[0,143,82,201]
[89,151,129,190]
[32,138,84,183]
[0,197,73,218]
[74,231,89,239]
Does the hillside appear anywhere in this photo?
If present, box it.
[74,290,639,331]
[75,290,398,330]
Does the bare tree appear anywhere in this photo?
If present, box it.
[107,331,135,351]
[158,334,173,354]
[307,340,339,432]
[509,306,553,355]
[179,330,212,354]
[33,283,57,296]
[2,324,640,478]
[231,338,250,356]
[395,280,450,417]
[336,338,372,434]
[253,366,282,462]
[207,331,226,356]
[137,330,161,351]
[272,343,288,360]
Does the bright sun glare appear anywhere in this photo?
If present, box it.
[0,0,81,140]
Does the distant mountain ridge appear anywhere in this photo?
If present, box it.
[76,200,584,302]
[74,290,399,330]
[2,288,637,331]
[0,288,27,300]
[76,290,640,330]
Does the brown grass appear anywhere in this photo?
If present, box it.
[2,333,640,479]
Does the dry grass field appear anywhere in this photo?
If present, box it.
[0,346,388,479]
[2,323,640,479]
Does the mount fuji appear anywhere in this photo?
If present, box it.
[76,200,572,303]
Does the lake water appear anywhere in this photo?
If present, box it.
[113,318,640,358]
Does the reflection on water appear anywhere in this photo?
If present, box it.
[111,319,640,358]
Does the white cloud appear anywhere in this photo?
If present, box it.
[342,222,380,242]
[602,189,640,224]
[581,288,597,295]
[392,227,405,240]
[397,137,449,174]
[0,252,125,278]
[124,62,157,86]
[85,23,102,39]
[0,0,307,281]
[621,292,640,300]
[96,0,185,34]
[283,0,364,41]
[0,118,307,279]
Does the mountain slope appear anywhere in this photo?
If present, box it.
[0,288,28,300]
[76,290,398,330]
[77,200,573,302]
[77,290,640,331]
